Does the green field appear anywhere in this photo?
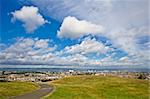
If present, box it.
[45,75,149,99]
[0,82,39,99]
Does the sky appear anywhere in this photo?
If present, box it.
[0,0,149,68]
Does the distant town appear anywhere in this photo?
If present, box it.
[0,70,149,82]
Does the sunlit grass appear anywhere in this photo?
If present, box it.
[45,75,149,99]
[0,82,39,99]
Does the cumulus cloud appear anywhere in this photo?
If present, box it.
[63,37,110,55]
[30,0,149,53]
[0,38,103,66]
[30,0,148,29]
[57,16,149,65]
[0,38,56,64]
[34,39,49,49]
[0,37,146,67]
[11,6,49,33]
[107,26,149,54]
[57,16,105,39]
[2,0,148,67]
[0,37,119,66]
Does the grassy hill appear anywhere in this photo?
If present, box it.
[45,75,149,99]
[0,82,39,99]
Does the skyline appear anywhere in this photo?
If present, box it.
[0,0,149,68]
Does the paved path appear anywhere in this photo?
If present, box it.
[12,83,53,99]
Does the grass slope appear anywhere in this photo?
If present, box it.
[0,82,39,99]
[45,75,149,99]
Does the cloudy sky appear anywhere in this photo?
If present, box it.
[0,0,149,68]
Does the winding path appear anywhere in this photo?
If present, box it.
[12,83,53,99]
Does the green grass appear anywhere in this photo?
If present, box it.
[45,75,149,99]
[0,82,39,99]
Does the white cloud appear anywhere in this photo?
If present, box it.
[27,0,149,63]
[63,37,110,55]
[46,53,103,66]
[57,16,149,65]
[11,6,49,33]
[57,16,105,39]
[119,56,130,61]
[31,0,148,29]
[1,0,148,67]
[0,38,56,63]
[34,39,49,49]
[30,0,149,52]
[0,37,147,67]
[108,26,149,54]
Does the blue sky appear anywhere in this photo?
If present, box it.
[0,0,149,68]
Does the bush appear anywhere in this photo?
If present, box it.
[138,73,146,79]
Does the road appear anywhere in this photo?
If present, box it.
[12,83,53,99]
